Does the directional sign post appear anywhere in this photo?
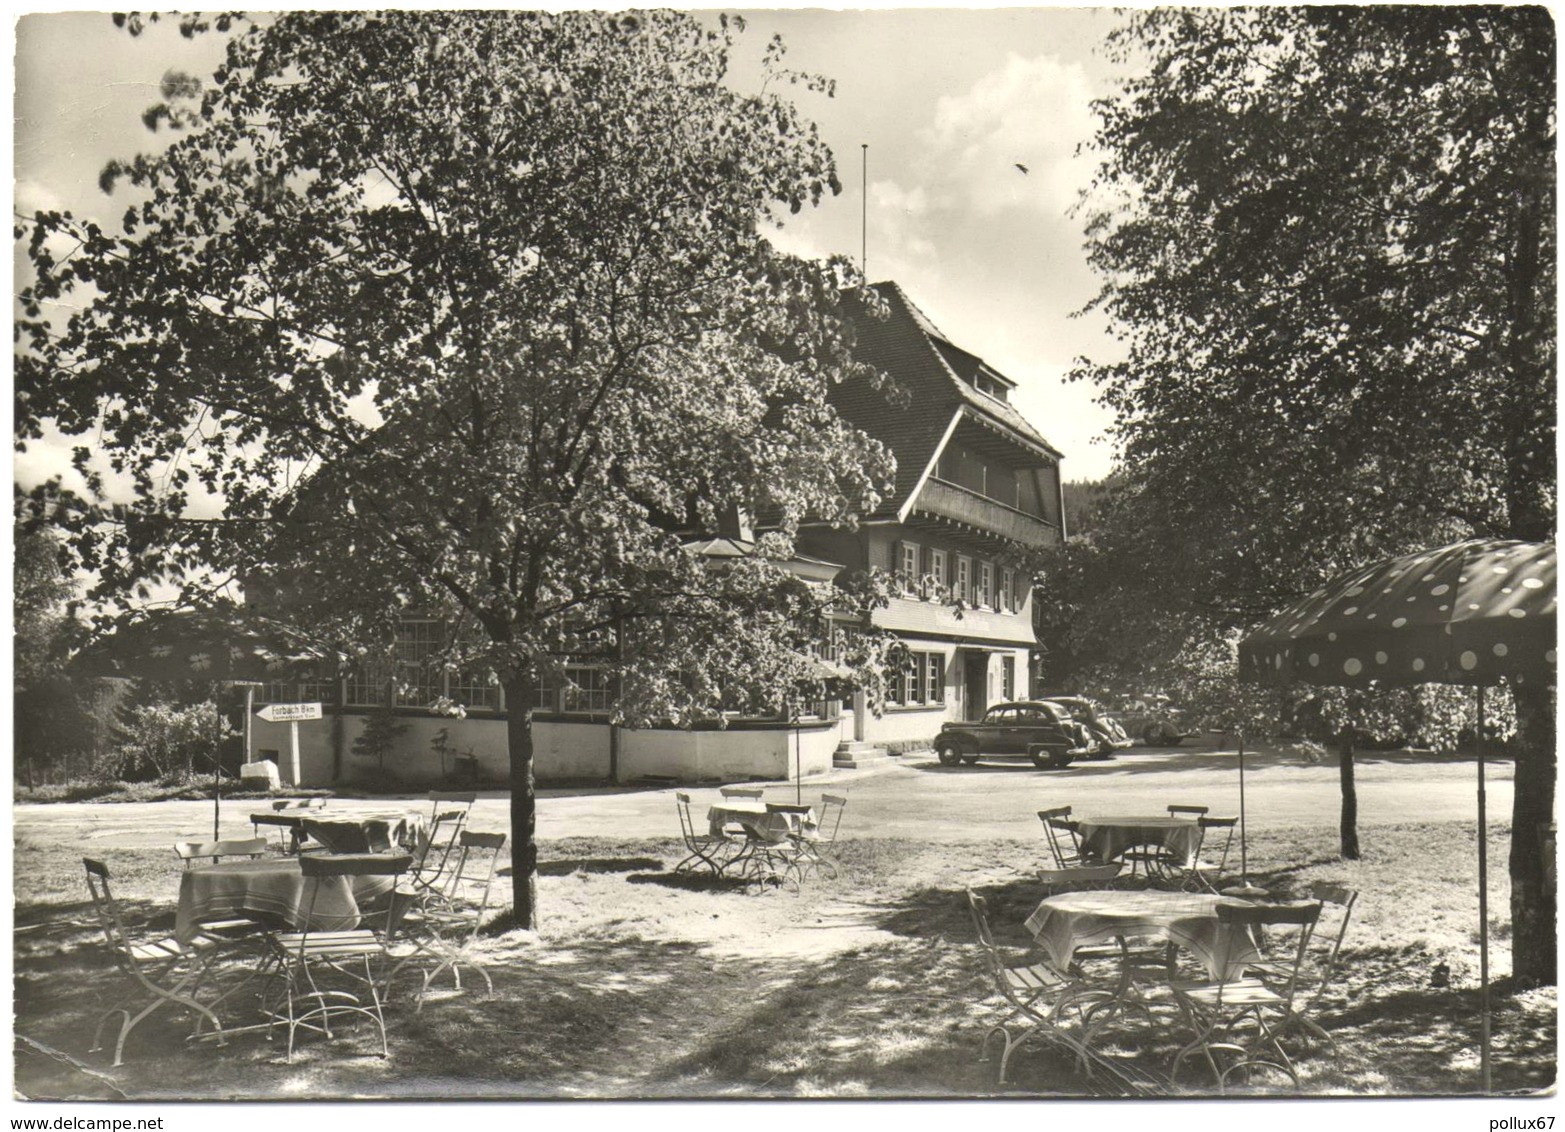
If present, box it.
[255,702,322,787]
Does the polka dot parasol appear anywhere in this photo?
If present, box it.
[1238,539,1556,689]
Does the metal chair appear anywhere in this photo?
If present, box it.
[173,838,270,867]
[789,793,847,880]
[426,791,476,834]
[674,792,738,875]
[1167,805,1210,818]
[263,852,412,1061]
[1170,900,1323,1093]
[388,831,507,1009]
[83,858,227,1066]
[405,808,469,898]
[719,786,764,800]
[1181,816,1238,892]
[966,890,1158,1094]
[1038,807,1090,868]
[1248,883,1358,1052]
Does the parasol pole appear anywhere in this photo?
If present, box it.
[1238,729,1247,881]
[795,696,802,807]
[212,681,223,840]
[1477,684,1491,1094]
[1223,729,1267,900]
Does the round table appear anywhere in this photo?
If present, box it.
[174,857,398,942]
[1075,814,1203,868]
[1024,889,1260,980]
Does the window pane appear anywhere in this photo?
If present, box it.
[298,679,339,706]
[450,670,499,711]
[395,620,445,708]
[345,661,392,707]
[562,665,610,713]
[927,654,944,703]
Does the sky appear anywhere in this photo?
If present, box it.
[12,6,1134,515]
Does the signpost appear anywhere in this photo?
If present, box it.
[255,702,322,787]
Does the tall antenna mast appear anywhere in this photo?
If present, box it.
[861,143,868,278]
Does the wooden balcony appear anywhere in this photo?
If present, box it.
[911,477,1059,548]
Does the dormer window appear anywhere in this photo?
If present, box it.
[974,372,1009,402]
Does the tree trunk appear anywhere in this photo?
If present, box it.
[1338,738,1360,860]
[504,670,540,930]
[1509,681,1556,989]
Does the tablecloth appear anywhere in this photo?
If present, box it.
[250,808,426,854]
[174,857,398,942]
[706,802,817,844]
[1075,814,1203,867]
[1024,889,1260,980]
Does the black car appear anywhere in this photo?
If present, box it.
[1041,695,1135,759]
[1111,694,1196,746]
[935,701,1095,770]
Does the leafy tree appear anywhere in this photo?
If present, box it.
[1075,6,1555,984]
[108,698,231,783]
[13,521,104,784]
[16,11,896,929]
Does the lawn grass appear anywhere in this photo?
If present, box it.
[13,819,1555,1100]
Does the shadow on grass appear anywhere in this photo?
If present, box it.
[624,870,756,894]
[536,856,665,877]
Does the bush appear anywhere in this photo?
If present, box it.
[104,700,233,783]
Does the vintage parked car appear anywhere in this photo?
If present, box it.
[1041,695,1135,759]
[935,701,1095,770]
[1109,694,1196,747]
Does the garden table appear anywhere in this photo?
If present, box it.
[1075,814,1202,869]
[1024,889,1261,981]
[706,802,816,845]
[174,856,399,943]
[250,808,425,854]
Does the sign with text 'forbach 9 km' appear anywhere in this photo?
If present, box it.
[255,702,323,723]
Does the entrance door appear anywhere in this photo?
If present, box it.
[964,652,989,721]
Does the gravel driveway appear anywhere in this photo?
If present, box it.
[15,742,1514,851]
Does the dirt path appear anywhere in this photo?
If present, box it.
[15,744,1515,852]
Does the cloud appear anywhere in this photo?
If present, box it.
[14,178,66,216]
[923,53,1096,218]
[867,180,936,266]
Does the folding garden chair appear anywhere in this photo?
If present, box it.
[1038,807,1090,868]
[405,807,469,899]
[1169,900,1322,1093]
[426,791,476,835]
[674,792,738,875]
[173,838,270,867]
[1167,805,1210,819]
[387,831,507,1009]
[1180,816,1238,892]
[966,890,1158,1094]
[83,858,228,1066]
[789,793,847,880]
[1247,883,1358,1052]
[719,786,764,800]
[262,852,412,1061]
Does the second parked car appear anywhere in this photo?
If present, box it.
[935,701,1096,770]
[1041,695,1135,759]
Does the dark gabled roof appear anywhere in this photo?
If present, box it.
[831,281,1065,517]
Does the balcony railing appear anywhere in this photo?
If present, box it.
[915,477,1058,546]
